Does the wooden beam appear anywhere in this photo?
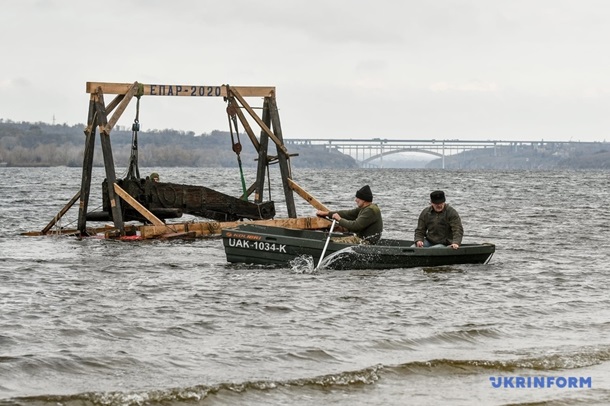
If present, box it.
[42,190,81,234]
[105,94,125,116]
[267,95,296,218]
[95,89,125,234]
[23,224,116,237]
[78,95,98,234]
[231,100,260,150]
[104,82,139,134]
[228,87,290,157]
[254,98,271,203]
[86,82,274,98]
[25,217,331,239]
[228,86,275,98]
[287,179,329,212]
[138,216,330,239]
[113,183,165,226]
[241,182,257,200]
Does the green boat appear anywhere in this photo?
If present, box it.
[222,224,495,270]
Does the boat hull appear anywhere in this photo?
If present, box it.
[222,224,495,270]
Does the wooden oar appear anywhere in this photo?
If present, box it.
[316,219,336,270]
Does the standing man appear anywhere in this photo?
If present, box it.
[316,185,383,244]
[414,190,463,249]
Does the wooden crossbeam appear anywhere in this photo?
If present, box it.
[229,87,290,157]
[86,82,274,98]
[104,82,139,134]
[41,190,81,234]
[138,216,330,239]
[287,178,329,211]
[230,99,260,150]
[113,183,164,226]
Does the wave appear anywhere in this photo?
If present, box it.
[4,345,609,406]
[403,344,610,374]
[0,366,382,406]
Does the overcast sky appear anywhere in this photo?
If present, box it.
[2,0,609,142]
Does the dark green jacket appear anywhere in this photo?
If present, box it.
[414,204,463,245]
[330,203,383,244]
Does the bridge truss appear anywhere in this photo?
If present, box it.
[284,138,604,168]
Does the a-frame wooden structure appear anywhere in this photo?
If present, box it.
[77,81,328,237]
[27,81,331,239]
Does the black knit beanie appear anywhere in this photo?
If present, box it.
[356,185,373,202]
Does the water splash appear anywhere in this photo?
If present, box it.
[289,255,316,274]
[316,246,358,270]
[289,246,360,273]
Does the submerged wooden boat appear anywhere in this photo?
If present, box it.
[222,224,495,270]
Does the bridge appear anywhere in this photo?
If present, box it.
[284,138,605,168]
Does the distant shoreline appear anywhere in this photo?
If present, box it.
[1,120,609,169]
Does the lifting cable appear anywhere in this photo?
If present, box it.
[226,97,248,200]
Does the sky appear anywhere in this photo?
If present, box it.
[2,0,610,142]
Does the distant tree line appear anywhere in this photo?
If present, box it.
[0,119,357,168]
[3,119,607,170]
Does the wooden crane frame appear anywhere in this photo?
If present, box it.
[58,81,329,238]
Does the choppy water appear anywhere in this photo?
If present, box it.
[1,167,609,406]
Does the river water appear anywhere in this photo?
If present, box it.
[0,167,609,406]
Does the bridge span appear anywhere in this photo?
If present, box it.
[284,138,604,168]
